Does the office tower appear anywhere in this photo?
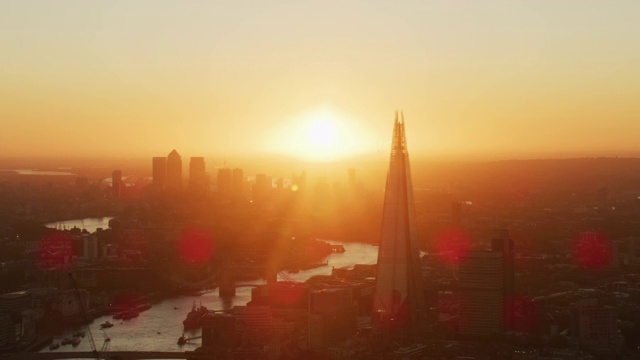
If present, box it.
[309,287,358,350]
[232,306,272,345]
[0,312,11,348]
[166,149,182,191]
[81,234,98,260]
[217,168,232,196]
[201,313,235,358]
[112,170,122,198]
[0,291,30,348]
[189,157,207,194]
[493,230,515,330]
[152,157,166,190]
[570,298,618,342]
[373,112,427,337]
[232,168,244,197]
[458,231,514,337]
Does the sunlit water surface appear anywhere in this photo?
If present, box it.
[45,217,115,233]
[40,226,378,356]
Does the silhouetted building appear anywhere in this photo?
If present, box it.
[152,157,166,190]
[233,306,272,345]
[189,157,208,194]
[217,168,232,197]
[570,299,619,343]
[232,168,244,197]
[373,111,427,338]
[309,287,358,350]
[458,231,514,337]
[80,234,98,260]
[0,291,31,349]
[112,170,122,198]
[166,149,182,192]
[202,313,235,358]
[0,291,30,315]
[569,298,622,353]
[0,312,12,349]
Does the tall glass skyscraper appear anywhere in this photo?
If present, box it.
[373,112,426,337]
[166,149,182,192]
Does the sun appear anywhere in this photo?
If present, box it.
[308,118,336,148]
[266,107,371,161]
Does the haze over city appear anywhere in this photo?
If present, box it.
[3,2,640,360]
[2,0,639,162]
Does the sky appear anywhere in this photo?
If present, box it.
[1,1,639,161]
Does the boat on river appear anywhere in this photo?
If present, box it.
[183,302,209,330]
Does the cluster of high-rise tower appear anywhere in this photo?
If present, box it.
[151,150,209,194]
[151,150,250,198]
[140,112,513,341]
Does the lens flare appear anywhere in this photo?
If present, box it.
[572,231,611,270]
[38,230,74,269]
[177,228,216,265]
[435,227,472,265]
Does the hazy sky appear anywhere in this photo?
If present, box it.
[1,1,639,161]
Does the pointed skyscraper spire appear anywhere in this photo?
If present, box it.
[373,111,426,338]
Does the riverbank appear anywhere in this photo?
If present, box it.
[34,240,378,354]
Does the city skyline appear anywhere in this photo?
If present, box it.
[2,107,640,357]
[1,1,639,161]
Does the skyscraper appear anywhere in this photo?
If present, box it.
[166,149,182,192]
[152,157,167,190]
[112,170,122,198]
[373,112,426,337]
[458,231,514,337]
[189,157,207,194]
[232,168,244,197]
[217,168,232,197]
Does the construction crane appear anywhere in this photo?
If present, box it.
[68,271,99,359]
[100,332,111,356]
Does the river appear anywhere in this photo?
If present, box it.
[45,217,115,233]
[41,220,379,356]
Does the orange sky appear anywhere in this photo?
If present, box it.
[1,1,639,161]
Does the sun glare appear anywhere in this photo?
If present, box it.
[308,118,336,148]
[267,108,371,162]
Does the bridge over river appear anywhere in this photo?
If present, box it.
[1,351,196,360]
